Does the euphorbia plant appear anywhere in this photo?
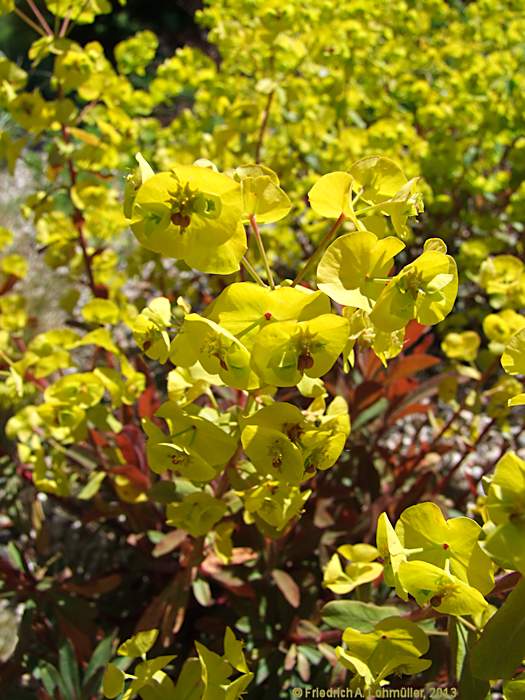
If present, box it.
[1,1,525,699]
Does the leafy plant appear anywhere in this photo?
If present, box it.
[0,1,524,699]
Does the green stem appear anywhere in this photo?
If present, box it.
[255,89,274,163]
[13,5,47,35]
[25,0,53,35]
[291,212,346,287]
[0,349,13,366]
[457,615,479,633]
[249,214,275,289]
[58,11,72,37]
[355,201,385,217]
[242,256,267,287]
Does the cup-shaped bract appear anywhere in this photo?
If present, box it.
[398,560,489,617]
[502,327,525,376]
[349,156,408,204]
[317,231,405,311]
[130,165,246,274]
[482,452,525,573]
[308,171,356,219]
[336,617,430,691]
[166,492,227,537]
[234,164,291,224]
[131,296,172,364]
[170,314,257,390]
[206,282,331,350]
[442,331,481,363]
[371,247,458,332]
[250,314,349,387]
[323,550,383,595]
[395,501,494,595]
[44,371,105,409]
[241,424,304,485]
[241,480,311,535]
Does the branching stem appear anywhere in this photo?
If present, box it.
[291,212,346,287]
[61,126,98,295]
[13,5,47,35]
[25,0,53,35]
[242,256,267,287]
[249,214,275,289]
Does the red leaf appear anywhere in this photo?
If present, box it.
[206,568,256,598]
[89,429,107,447]
[360,348,383,381]
[228,547,258,565]
[56,613,93,663]
[386,354,440,384]
[152,530,188,558]
[111,465,150,490]
[272,569,300,608]
[138,384,161,419]
[387,402,430,423]
[403,321,429,350]
[64,573,122,597]
[352,381,385,416]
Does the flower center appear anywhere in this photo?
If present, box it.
[168,179,222,232]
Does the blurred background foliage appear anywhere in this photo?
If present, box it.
[1,0,525,698]
[0,1,205,69]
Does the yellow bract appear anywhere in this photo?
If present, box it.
[131,165,246,274]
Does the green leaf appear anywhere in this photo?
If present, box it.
[173,658,203,700]
[117,629,159,658]
[78,471,106,500]
[352,398,389,430]
[504,673,525,700]
[449,617,468,683]
[58,639,82,700]
[321,600,404,632]
[459,647,490,700]
[84,633,117,685]
[471,578,525,681]
[102,663,125,699]
[196,641,232,699]
[223,627,249,674]
[192,578,213,607]
[40,662,68,699]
